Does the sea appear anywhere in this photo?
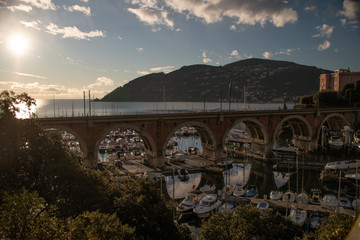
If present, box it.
[33,99,293,118]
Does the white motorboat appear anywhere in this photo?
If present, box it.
[176,192,206,213]
[233,183,245,197]
[296,191,309,204]
[290,208,307,227]
[321,194,338,208]
[193,194,221,218]
[199,184,216,193]
[345,172,360,181]
[282,191,295,203]
[269,190,283,200]
[339,197,352,209]
[177,169,189,181]
[217,160,233,168]
[325,160,359,171]
[328,136,344,150]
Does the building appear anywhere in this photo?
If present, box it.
[320,69,360,93]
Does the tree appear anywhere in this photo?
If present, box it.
[311,213,355,240]
[66,211,135,240]
[0,189,66,239]
[201,206,303,240]
[0,90,36,118]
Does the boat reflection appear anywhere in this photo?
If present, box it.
[165,172,202,199]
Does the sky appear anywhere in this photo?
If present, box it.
[0,0,359,100]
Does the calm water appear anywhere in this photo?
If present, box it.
[34,99,294,118]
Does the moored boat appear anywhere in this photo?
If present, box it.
[328,136,344,150]
[233,183,245,197]
[308,211,325,230]
[290,208,307,227]
[310,188,321,205]
[199,184,216,193]
[352,199,360,210]
[339,197,352,209]
[193,194,221,218]
[176,192,206,213]
[244,185,258,198]
[321,194,338,208]
[296,191,309,204]
[282,191,295,203]
[325,159,359,171]
[269,190,283,200]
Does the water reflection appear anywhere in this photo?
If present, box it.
[165,172,202,199]
[223,163,252,186]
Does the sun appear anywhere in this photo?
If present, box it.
[8,34,28,55]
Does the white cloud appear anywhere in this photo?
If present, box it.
[20,0,56,10]
[64,5,91,16]
[0,69,46,79]
[338,0,360,19]
[229,25,236,31]
[263,48,297,59]
[263,51,273,59]
[20,20,42,30]
[87,77,114,89]
[312,24,334,38]
[128,7,174,30]
[304,6,316,12]
[202,51,212,63]
[80,0,88,2]
[163,0,298,27]
[337,0,360,28]
[7,4,32,12]
[230,50,239,57]
[317,40,331,51]
[136,47,144,53]
[150,66,175,72]
[137,71,150,75]
[118,36,122,40]
[45,23,105,40]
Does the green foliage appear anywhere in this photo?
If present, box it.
[112,175,182,239]
[0,90,36,118]
[311,213,355,240]
[340,83,355,97]
[314,91,343,107]
[200,205,302,240]
[67,211,135,240]
[0,189,66,240]
[300,95,314,106]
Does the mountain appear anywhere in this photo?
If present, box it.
[101,58,331,103]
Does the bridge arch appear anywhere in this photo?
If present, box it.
[223,117,269,145]
[162,121,217,158]
[41,124,87,158]
[272,115,312,150]
[95,123,157,162]
[315,113,351,147]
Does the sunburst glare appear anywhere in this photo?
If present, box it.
[8,34,28,55]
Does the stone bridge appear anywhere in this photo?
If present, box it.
[35,107,360,167]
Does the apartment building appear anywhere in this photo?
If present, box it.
[320,69,360,92]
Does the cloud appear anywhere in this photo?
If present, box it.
[128,6,174,30]
[45,23,105,40]
[137,71,150,75]
[202,51,212,63]
[312,24,334,38]
[20,20,42,30]
[337,0,360,28]
[136,47,144,53]
[263,48,297,58]
[7,4,33,12]
[304,5,316,12]
[150,66,175,72]
[0,69,47,79]
[263,51,273,59]
[163,0,298,27]
[87,76,114,89]
[230,50,239,57]
[338,0,360,19]
[20,0,56,10]
[64,5,91,16]
[317,40,331,51]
